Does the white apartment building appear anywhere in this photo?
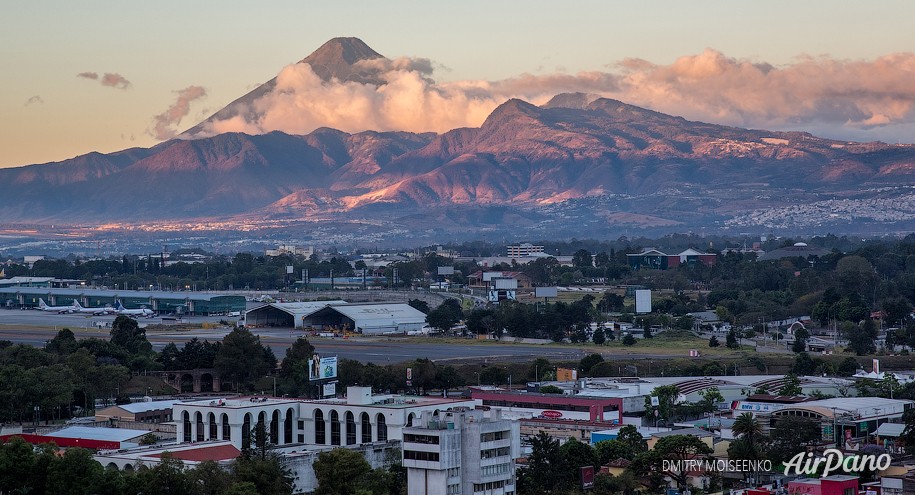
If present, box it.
[172,387,476,451]
[505,243,544,258]
[402,409,521,495]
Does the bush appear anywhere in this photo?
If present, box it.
[622,334,636,346]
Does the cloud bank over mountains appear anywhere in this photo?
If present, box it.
[188,47,915,144]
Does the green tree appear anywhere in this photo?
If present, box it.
[645,385,679,423]
[46,447,105,495]
[847,319,878,355]
[592,327,606,345]
[426,300,462,333]
[0,436,36,493]
[708,335,720,347]
[726,329,740,349]
[769,416,822,463]
[214,327,277,391]
[778,373,803,396]
[579,353,604,373]
[189,461,233,495]
[407,299,430,314]
[517,432,565,494]
[616,425,647,453]
[539,385,563,394]
[313,448,372,495]
[110,315,153,356]
[697,387,724,414]
[622,334,636,346]
[136,452,193,495]
[45,328,79,355]
[632,435,713,490]
[278,337,315,397]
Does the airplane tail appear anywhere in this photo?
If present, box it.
[73,300,84,309]
[39,298,48,309]
[116,300,125,310]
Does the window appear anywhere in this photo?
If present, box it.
[346,412,357,445]
[361,412,372,443]
[481,431,508,442]
[331,411,341,446]
[315,410,326,445]
[404,450,440,462]
[404,433,440,444]
[481,463,511,476]
[448,483,461,494]
[377,414,388,442]
[473,480,506,492]
[481,447,511,459]
[447,467,461,478]
[844,489,854,495]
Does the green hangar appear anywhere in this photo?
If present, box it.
[0,287,245,315]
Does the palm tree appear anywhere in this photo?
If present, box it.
[732,412,762,448]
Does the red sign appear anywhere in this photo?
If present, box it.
[542,410,563,419]
[580,466,595,489]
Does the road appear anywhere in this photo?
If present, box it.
[0,309,675,364]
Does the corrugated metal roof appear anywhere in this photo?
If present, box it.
[50,426,147,442]
[318,303,427,327]
[118,400,181,414]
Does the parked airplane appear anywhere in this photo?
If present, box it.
[38,298,75,314]
[72,300,115,316]
[114,301,155,318]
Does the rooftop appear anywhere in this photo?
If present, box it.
[50,426,147,443]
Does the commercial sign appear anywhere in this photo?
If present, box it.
[542,410,563,419]
[309,355,338,381]
[580,466,594,489]
[322,382,336,397]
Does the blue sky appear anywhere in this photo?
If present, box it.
[2,1,914,167]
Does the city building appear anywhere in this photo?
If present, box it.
[787,475,859,495]
[506,243,545,258]
[627,248,717,270]
[402,409,521,495]
[171,387,476,451]
[266,245,315,257]
[471,388,623,423]
[0,286,245,314]
[466,271,532,289]
[244,300,426,334]
[95,399,180,423]
[757,242,830,261]
[769,396,913,447]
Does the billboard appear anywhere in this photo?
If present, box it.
[580,466,595,489]
[322,382,336,397]
[492,277,518,290]
[635,289,652,314]
[437,266,455,275]
[309,355,338,381]
[535,287,558,298]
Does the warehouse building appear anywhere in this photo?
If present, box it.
[0,287,245,314]
[301,303,427,335]
[245,301,427,334]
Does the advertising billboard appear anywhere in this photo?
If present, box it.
[322,382,336,397]
[580,466,595,489]
[635,289,652,314]
[535,287,558,298]
[309,355,338,381]
[437,266,455,275]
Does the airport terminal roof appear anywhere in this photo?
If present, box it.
[0,286,242,301]
[248,300,348,319]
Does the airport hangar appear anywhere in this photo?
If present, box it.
[0,287,245,315]
[245,301,427,335]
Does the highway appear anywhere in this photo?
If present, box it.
[0,309,666,364]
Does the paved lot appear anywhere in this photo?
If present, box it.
[0,309,674,364]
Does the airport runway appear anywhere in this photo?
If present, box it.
[0,309,672,364]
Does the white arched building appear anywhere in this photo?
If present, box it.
[172,387,476,452]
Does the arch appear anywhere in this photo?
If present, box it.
[242,413,252,451]
[221,413,230,440]
[433,409,441,417]
[195,411,204,442]
[182,411,191,442]
[271,409,280,445]
[207,412,217,440]
[361,412,372,443]
[137,464,149,472]
[330,410,341,446]
[199,373,214,393]
[106,462,118,470]
[314,409,326,445]
[123,464,134,472]
[180,373,194,393]
[406,412,415,427]
[376,413,388,442]
[345,411,356,445]
[284,408,294,445]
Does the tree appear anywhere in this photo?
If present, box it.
[697,387,724,414]
[847,319,878,355]
[769,416,822,463]
[46,447,105,495]
[479,366,507,385]
[616,425,647,453]
[708,335,720,347]
[579,353,604,373]
[312,448,372,495]
[214,327,277,391]
[407,299,430,314]
[726,329,740,349]
[632,435,713,490]
[189,461,232,495]
[792,326,810,353]
[645,385,679,423]
[778,373,803,396]
[837,357,860,376]
[426,299,462,333]
[572,249,593,268]
[517,432,566,494]
[731,412,764,465]
[592,327,606,345]
[110,315,153,357]
[539,385,563,394]
[622,334,636,346]
[45,328,78,355]
[278,337,315,397]
[136,452,193,495]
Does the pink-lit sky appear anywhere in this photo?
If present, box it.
[2,1,914,168]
